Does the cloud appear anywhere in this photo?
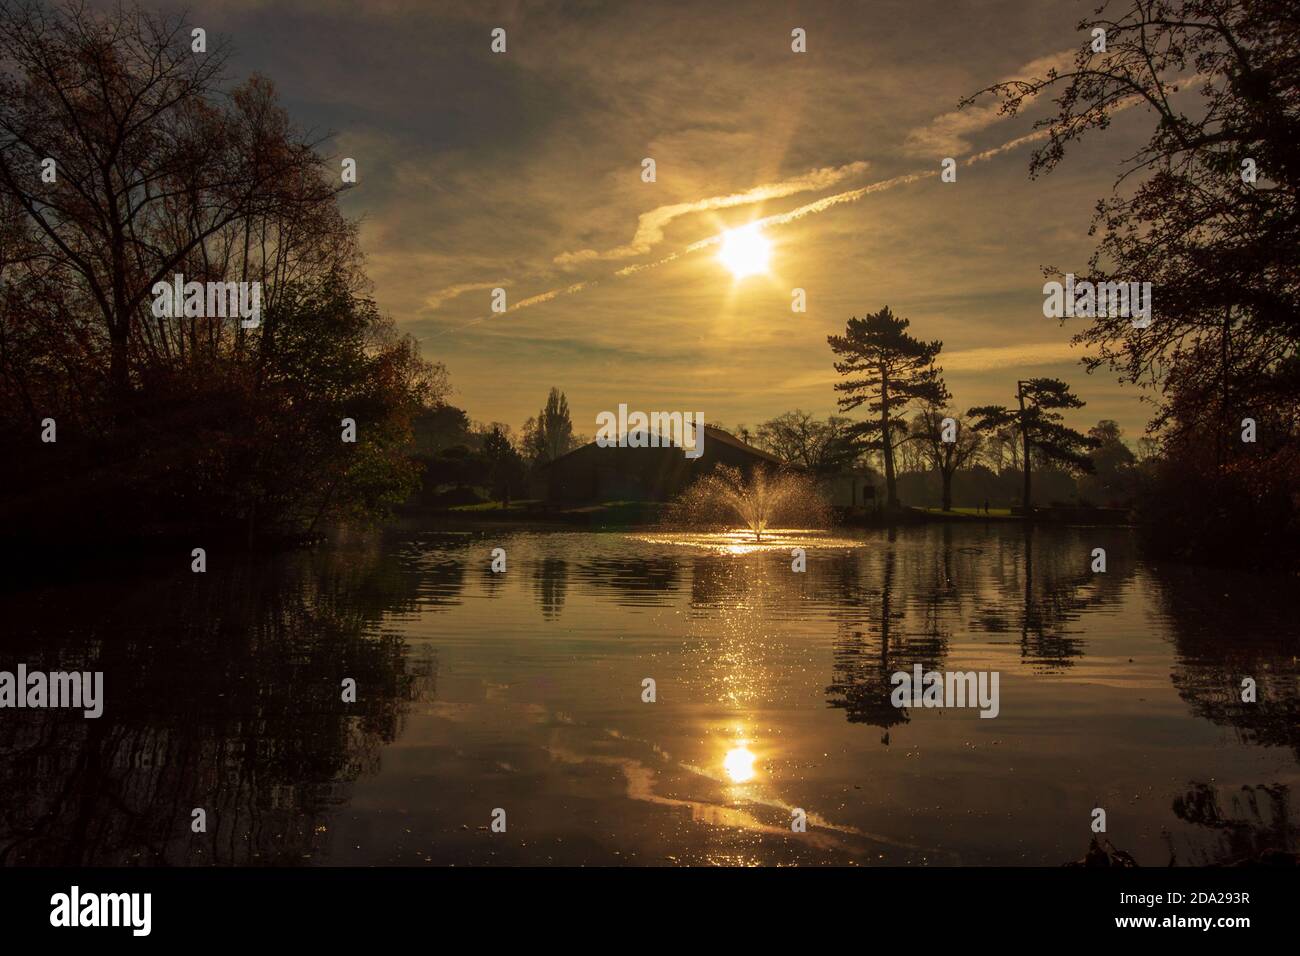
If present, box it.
[769,342,1083,394]
[610,169,931,280]
[619,134,1044,281]
[510,281,589,311]
[903,50,1075,156]
[450,124,1054,324]
[427,45,1187,355]
[425,280,509,310]
[554,161,869,267]
[941,341,1083,371]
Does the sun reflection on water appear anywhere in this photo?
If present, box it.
[723,744,758,783]
[633,528,863,554]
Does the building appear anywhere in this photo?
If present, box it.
[529,425,782,503]
[820,469,878,510]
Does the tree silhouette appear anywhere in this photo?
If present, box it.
[969,378,1097,512]
[828,307,945,509]
[962,0,1300,561]
[522,387,577,464]
[1078,420,1138,506]
[910,404,983,511]
[0,1,443,542]
[0,0,336,410]
[481,425,525,506]
[754,410,859,476]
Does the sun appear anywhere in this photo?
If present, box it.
[717,224,771,279]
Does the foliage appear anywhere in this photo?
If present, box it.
[908,406,984,511]
[828,306,946,507]
[0,1,444,542]
[964,0,1300,561]
[754,410,860,476]
[521,387,578,464]
[969,379,1098,510]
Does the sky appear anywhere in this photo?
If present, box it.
[152,0,1162,442]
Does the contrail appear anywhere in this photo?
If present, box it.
[614,134,1053,283]
[426,126,1055,338]
[555,160,870,266]
[421,59,1182,342]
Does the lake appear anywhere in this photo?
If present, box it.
[2,522,1296,866]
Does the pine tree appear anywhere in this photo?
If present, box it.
[828,307,945,509]
[968,378,1098,513]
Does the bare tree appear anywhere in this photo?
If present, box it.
[755,410,859,475]
[0,1,443,541]
[0,0,339,411]
[910,406,984,511]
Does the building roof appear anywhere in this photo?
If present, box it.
[538,423,782,470]
[699,425,782,464]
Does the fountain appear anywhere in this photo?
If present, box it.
[667,464,832,542]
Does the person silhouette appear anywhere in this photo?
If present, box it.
[983,498,989,515]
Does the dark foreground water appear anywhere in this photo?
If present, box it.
[2,523,1297,866]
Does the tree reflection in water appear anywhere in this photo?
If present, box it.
[825,524,1135,729]
[0,542,447,865]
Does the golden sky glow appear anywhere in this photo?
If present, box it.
[197,0,1165,440]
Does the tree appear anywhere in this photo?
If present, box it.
[755,410,860,476]
[969,379,1098,512]
[963,0,1300,557]
[1136,372,1300,566]
[895,423,930,475]
[1079,420,1138,506]
[522,387,577,463]
[910,406,984,511]
[0,2,444,542]
[251,278,442,536]
[412,405,472,456]
[828,307,945,508]
[480,425,525,507]
[0,0,338,413]
[963,0,1299,413]
[980,425,1022,474]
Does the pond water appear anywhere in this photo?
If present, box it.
[2,522,1297,866]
